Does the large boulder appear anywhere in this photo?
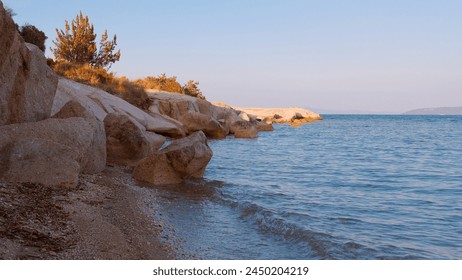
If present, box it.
[231,120,258,138]
[133,131,212,185]
[0,138,80,187]
[52,78,186,138]
[211,102,262,137]
[0,4,58,125]
[148,92,228,139]
[0,117,106,182]
[52,101,107,173]
[104,112,165,165]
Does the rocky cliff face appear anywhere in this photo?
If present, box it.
[0,3,58,125]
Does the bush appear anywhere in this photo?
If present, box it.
[182,80,205,100]
[19,24,47,52]
[135,74,183,93]
[135,74,206,99]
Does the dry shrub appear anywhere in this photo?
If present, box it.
[52,61,151,110]
[19,24,47,52]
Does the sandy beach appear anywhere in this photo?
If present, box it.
[0,166,176,260]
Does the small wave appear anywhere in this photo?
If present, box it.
[217,197,378,259]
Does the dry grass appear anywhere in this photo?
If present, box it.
[52,61,152,110]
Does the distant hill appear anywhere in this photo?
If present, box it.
[404,107,462,115]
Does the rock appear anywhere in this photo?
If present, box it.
[254,120,274,131]
[52,78,186,138]
[290,119,303,127]
[133,131,212,185]
[239,112,250,122]
[52,101,107,173]
[0,3,58,125]
[0,138,80,187]
[231,120,258,138]
[233,107,323,123]
[0,117,106,176]
[52,100,95,120]
[104,112,166,165]
[145,131,167,153]
[180,112,228,139]
[148,92,227,138]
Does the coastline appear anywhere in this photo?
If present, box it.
[0,165,175,260]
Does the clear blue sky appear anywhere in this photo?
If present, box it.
[4,0,462,113]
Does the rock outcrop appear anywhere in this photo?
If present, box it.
[104,112,165,165]
[133,131,212,185]
[52,78,186,138]
[0,3,58,125]
[212,102,273,135]
[234,107,323,125]
[148,92,228,139]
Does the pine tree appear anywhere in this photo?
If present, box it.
[52,11,97,64]
[93,30,121,70]
[51,11,120,68]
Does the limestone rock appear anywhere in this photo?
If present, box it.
[133,131,212,185]
[52,101,107,173]
[0,138,80,187]
[230,120,258,139]
[148,92,227,138]
[0,117,105,177]
[104,112,166,165]
[0,3,58,125]
[180,112,228,139]
[239,112,250,122]
[52,78,186,138]
[254,120,274,131]
[52,100,95,120]
[233,107,323,124]
[290,119,303,127]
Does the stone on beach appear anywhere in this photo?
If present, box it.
[133,131,213,185]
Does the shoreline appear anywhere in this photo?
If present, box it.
[0,165,176,260]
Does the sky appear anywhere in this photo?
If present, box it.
[4,0,462,113]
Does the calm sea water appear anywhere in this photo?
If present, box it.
[149,115,462,259]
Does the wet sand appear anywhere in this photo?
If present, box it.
[0,165,175,260]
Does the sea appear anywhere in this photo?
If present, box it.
[147,115,462,260]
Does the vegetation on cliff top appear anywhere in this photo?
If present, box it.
[49,11,205,107]
[10,9,206,109]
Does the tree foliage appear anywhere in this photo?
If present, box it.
[93,30,121,69]
[19,24,47,52]
[51,11,120,69]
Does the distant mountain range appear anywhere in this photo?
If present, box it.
[404,107,462,115]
